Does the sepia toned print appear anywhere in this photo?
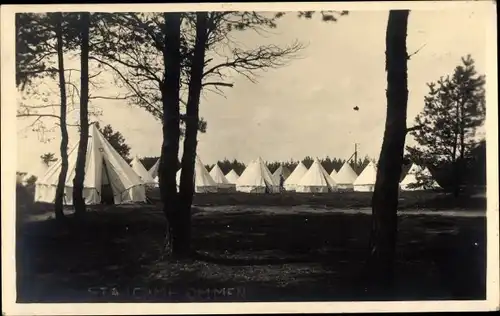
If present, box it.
[2,1,498,315]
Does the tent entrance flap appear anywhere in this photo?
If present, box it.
[104,155,134,203]
[100,159,114,205]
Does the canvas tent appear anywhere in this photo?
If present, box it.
[176,156,218,193]
[335,162,358,190]
[330,169,338,179]
[272,165,291,188]
[148,157,181,187]
[130,155,156,186]
[148,158,160,179]
[236,157,279,193]
[400,163,441,191]
[210,164,236,192]
[295,158,337,193]
[284,162,308,191]
[33,160,51,184]
[225,169,239,184]
[353,161,377,192]
[34,124,147,205]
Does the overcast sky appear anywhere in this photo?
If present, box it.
[16,6,491,176]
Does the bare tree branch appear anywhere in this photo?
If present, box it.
[90,12,306,133]
[406,124,424,134]
[89,70,103,79]
[89,95,130,100]
[66,82,81,99]
[203,41,305,81]
[89,55,162,118]
[201,81,234,88]
[17,113,61,120]
[407,43,427,60]
[19,103,61,109]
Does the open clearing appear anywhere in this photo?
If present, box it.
[16,187,486,302]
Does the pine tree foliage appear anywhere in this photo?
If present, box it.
[40,152,58,166]
[407,55,485,190]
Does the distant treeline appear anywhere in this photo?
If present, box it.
[140,155,374,177]
[139,140,486,191]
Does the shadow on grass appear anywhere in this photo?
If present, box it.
[15,202,486,303]
[145,189,486,211]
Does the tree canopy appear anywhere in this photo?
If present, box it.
[406,55,485,192]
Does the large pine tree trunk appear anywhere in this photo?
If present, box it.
[160,12,182,257]
[54,13,68,220]
[73,12,90,216]
[368,10,409,296]
[178,12,209,255]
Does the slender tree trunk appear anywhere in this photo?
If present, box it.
[459,136,465,193]
[73,12,90,216]
[160,12,182,257]
[368,10,409,296]
[178,12,209,255]
[458,98,466,196]
[452,100,460,197]
[54,13,68,220]
[452,135,459,196]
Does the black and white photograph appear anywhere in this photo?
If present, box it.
[2,1,499,314]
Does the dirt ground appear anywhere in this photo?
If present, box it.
[15,187,486,302]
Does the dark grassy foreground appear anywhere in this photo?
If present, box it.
[16,186,486,303]
[149,188,487,210]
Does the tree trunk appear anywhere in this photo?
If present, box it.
[178,12,210,256]
[73,12,90,216]
[159,12,182,257]
[458,98,466,196]
[452,100,460,197]
[54,13,68,221]
[368,10,409,296]
[452,149,459,196]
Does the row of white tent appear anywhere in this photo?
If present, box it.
[138,155,440,194]
[32,123,440,205]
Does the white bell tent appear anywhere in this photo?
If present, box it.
[295,158,337,193]
[272,165,291,186]
[284,161,308,191]
[148,158,160,179]
[149,157,181,187]
[335,161,358,190]
[330,168,338,180]
[176,156,218,193]
[353,161,377,192]
[400,163,441,191]
[236,157,279,193]
[130,155,156,186]
[210,164,236,191]
[33,160,52,184]
[34,124,147,205]
[225,169,240,184]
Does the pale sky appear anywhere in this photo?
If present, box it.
[16,7,491,176]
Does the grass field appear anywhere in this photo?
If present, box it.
[15,185,487,302]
